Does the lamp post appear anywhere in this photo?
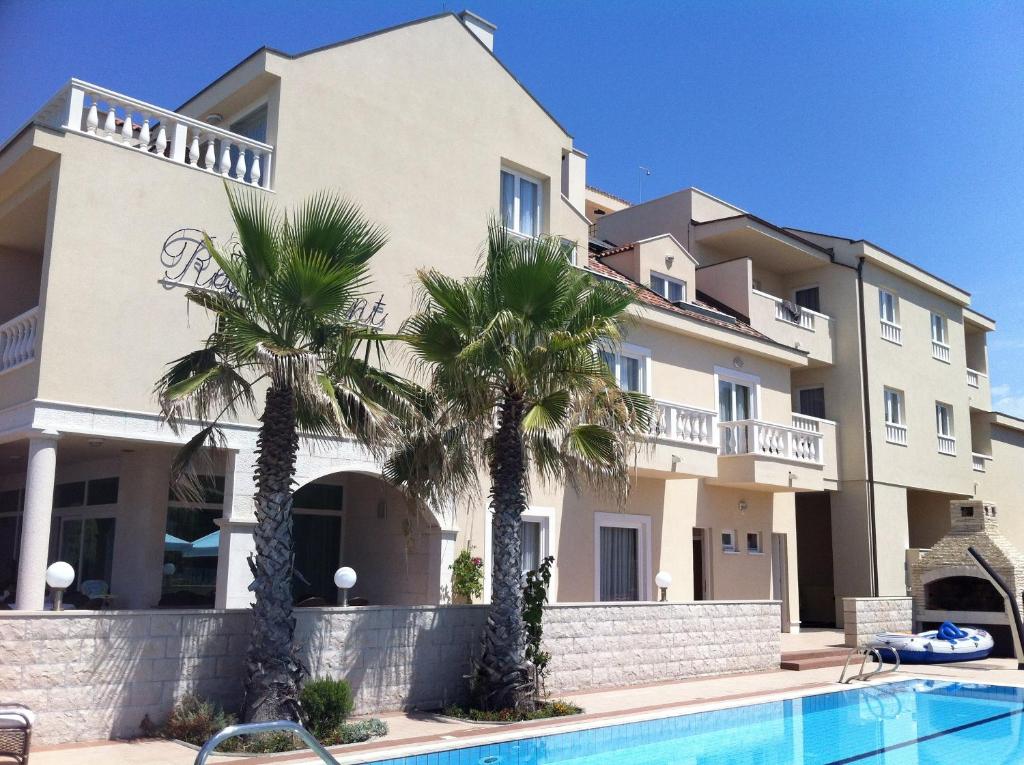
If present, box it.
[45,561,75,612]
[334,566,357,607]
[655,571,672,603]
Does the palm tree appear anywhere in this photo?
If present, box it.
[156,185,417,723]
[388,223,655,712]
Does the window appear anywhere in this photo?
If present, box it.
[936,402,956,455]
[54,481,85,508]
[163,477,225,607]
[794,286,821,313]
[51,517,116,601]
[86,477,119,506]
[721,529,737,553]
[500,168,542,237]
[595,513,650,601]
[746,532,763,554]
[0,491,22,591]
[293,483,345,603]
[650,272,686,304]
[600,345,650,393]
[718,379,753,422]
[931,313,950,362]
[798,387,826,420]
[884,387,907,445]
[718,369,758,455]
[521,520,542,575]
[879,290,902,344]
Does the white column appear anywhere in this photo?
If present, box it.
[15,431,60,610]
[214,450,258,609]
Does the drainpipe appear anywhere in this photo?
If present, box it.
[855,256,880,596]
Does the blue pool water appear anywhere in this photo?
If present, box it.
[375,681,1024,764]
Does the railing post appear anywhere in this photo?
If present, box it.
[62,83,85,132]
[170,121,189,164]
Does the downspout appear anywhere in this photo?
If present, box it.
[855,256,880,596]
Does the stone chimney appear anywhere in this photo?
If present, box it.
[459,10,496,52]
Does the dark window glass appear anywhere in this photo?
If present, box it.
[293,513,343,603]
[86,477,119,506]
[0,489,20,513]
[798,388,827,420]
[169,476,225,504]
[292,483,343,511]
[0,514,21,589]
[162,506,221,606]
[54,482,85,508]
[794,287,821,313]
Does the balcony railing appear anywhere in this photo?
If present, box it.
[39,80,274,189]
[885,422,908,446]
[772,298,817,330]
[972,453,992,472]
[937,434,956,456]
[718,419,823,465]
[791,413,822,433]
[967,369,981,388]
[0,307,40,374]
[653,401,717,447]
[880,319,902,345]
[932,340,951,363]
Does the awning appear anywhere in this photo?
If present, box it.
[182,530,220,558]
[164,533,191,553]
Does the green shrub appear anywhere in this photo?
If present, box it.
[442,700,581,722]
[300,677,354,739]
[162,693,237,746]
[328,718,389,745]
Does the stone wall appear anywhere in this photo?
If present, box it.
[0,599,779,744]
[842,597,913,647]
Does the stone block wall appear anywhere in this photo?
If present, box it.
[842,597,912,647]
[0,599,779,744]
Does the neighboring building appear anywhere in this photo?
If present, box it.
[0,10,1017,633]
[589,187,1022,625]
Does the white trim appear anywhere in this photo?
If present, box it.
[649,271,687,304]
[720,528,738,553]
[594,511,653,602]
[746,530,764,554]
[714,365,761,421]
[483,505,556,603]
[602,342,652,395]
[500,165,544,237]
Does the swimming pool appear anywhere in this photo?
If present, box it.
[370,680,1024,764]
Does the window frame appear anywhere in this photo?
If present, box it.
[746,531,764,555]
[879,289,899,325]
[600,342,652,395]
[650,271,687,304]
[519,507,552,577]
[594,511,652,601]
[721,529,738,554]
[792,285,822,314]
[796,386,827,420]
[935,401,956,456]
[714,366,761,422]
[884,387,905,426]
[500,166,544,238]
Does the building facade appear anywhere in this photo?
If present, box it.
[0,11,1019,631]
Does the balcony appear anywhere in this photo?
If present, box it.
[972,453,992,473]
[712,415,835,492]
[932,340,951,363]
[34,80,274,189]
[639,400,719,478]
[749,290,834,365]
[0,307,40,374]
[880,319,902,345]
[937,434,956,456]
[966,368,991,411]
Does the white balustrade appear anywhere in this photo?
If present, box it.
[717,418,823,465]
[55,80,273,189]
[791,414,822,433]
[0,307,40,374]
[652,401,716,446]
[937,434,956,456]
[967,369,980,388]
[885,422,908,445]
[773,298,816,330]
[972,453,991,472]
[880,319,902,345]
[932,340,951,363]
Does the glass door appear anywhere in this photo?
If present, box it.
[599,526,639,601]
[54,516,116,602]
[719,378,753,454]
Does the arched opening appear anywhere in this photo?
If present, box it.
[290,471,443,607]
[924,575,1004,612]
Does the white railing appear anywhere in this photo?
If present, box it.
[932,340,951,363]
[972,453,992,472]
[880,319,902,345]
[791,413,822,433]
[0,307,40,374]
[885,422,908,445]
[937,434,956,456]
[773,298,815,330]
[718,419,823,464]
[653,401,717,447]
[967,369,981,388]
[44,80,274,189]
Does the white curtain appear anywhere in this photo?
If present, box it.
[521,520,541,574]
[600,526,639,601]
[519,179,538,235]
[500,171,516,230]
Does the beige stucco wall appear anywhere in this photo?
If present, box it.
[981,423,1024,553]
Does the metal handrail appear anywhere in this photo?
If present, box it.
[838,644,901,684]
[193,720,339,765]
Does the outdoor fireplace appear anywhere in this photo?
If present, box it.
[910,499,1024,657]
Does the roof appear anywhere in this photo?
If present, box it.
[693,214,835,258]
[584,252,772,342]
[176,12,571,137]
[586,185,632,207]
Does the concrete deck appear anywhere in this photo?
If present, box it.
[34,650,1024,765]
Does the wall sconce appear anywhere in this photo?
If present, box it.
[738,499,748,514]
[665,255,675,269]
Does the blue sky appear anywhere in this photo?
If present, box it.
[2,0,1022,412]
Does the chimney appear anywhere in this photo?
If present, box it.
[459,10,496,51]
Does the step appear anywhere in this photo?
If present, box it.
[780,647,853,671]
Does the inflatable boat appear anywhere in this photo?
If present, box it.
[871,622,994,664]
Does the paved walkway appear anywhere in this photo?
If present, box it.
[34,637,1024,765]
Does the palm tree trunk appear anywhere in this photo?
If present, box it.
[475,389,534,711]
[243,385,304,722]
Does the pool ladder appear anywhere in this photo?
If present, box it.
[838,644,901,684]
[193,720,340,765]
